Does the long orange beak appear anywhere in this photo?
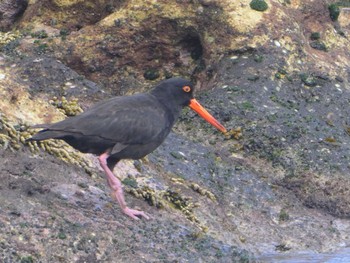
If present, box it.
[189,98,227,133]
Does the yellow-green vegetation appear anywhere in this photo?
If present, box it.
[0,31,21,47]
[0,114,21,151]
[163,189,200,223]
[125,186,165,208]
[275,68,288,80]
[0,112,95,176]
[225,127,243,140]
[124,174,219,231]
[32,139,95,176]
[190,183,216,201]
[101,1,196,27]
[170,177,186,184]
[125,183,212,231]
[49,96,83,116]
[53,0,84,7]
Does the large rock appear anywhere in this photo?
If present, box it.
[1,0,350,261]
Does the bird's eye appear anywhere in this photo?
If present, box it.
[183,86,191,93]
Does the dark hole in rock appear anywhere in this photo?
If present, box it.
[180,34,203,61]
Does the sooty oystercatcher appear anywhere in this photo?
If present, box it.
[28,78,227,220]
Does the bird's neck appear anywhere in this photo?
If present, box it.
[150,93,182,124]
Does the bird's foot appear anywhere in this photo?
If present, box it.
[122,207,150,220]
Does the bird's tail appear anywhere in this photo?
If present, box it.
[26,124,62,142]
[26,130,63,142]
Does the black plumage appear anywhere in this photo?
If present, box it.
[29,77,226,220]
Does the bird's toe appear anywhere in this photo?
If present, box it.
[123,207,150,220]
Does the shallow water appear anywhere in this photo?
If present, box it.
[258,248,350,263]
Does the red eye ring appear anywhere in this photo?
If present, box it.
[183,86,191,93]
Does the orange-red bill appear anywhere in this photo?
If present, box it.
[189,98,227,133]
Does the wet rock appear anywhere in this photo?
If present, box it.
[2,0,350,261]
[0,0,28,31]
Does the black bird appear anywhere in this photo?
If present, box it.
[28,78,227,220]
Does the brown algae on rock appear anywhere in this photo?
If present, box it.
[190,182,216,201]
[224,127,243,140]
[0,114,22,150]
[126,186,165,208]
[0,112,95,176]
[49,96,83,116]
[0,31,21,47]
[125,183,210,230]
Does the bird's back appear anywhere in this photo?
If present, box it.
[29,93,177,157]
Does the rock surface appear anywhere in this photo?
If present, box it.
[2,0,350,262]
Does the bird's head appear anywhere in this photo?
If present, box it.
[151,78,227,133]
[151,77,194,106]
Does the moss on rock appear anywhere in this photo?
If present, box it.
[328,4,340,21]
[50,96,83,116]
[0,112,95,177]
[250,0,268,12]
[0,31,21,48]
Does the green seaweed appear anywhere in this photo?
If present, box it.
[250,0,268,12]
[144,68,160,80]
[310,41,327,52]
[31,30,48,39]
[122,177,138,188]
[310,32,320,40]
[328,4,340,21]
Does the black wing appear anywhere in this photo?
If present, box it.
[31,94,172,148]
[53,94,170,142]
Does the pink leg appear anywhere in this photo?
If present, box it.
[98,152,149,220]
